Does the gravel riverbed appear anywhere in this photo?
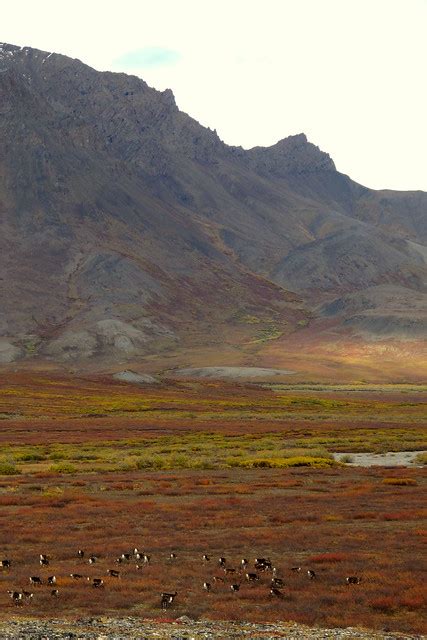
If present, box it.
[0,617,424,640]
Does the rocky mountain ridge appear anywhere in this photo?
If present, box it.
[0,42,426,369]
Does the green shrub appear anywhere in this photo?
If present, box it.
[117,461,137,472]
[49,462,77,474]
[191,458,214,470]
[15,452,45,462]
[49,452,69,461]
[226,456,337,469]
[0,462,20,475]
[168,454,191,468]
[136,456,165,470]
[414,452,427,465]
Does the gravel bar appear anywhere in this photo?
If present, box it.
[0,617,424,640]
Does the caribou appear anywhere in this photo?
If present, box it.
[271,577,285,588]
[108,569,120,578]
[161,591,177,609]
[92,578,104,588]
[245,572,259,582]
[7,590,23,605]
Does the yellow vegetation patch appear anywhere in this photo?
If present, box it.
[382,477,418,486]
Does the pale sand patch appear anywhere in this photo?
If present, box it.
[113,370,159,384]
[171,366,295,379]
[333,450,425,467]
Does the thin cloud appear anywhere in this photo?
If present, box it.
[113,47,180,70]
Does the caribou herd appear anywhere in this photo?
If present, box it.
[1,550,362,609]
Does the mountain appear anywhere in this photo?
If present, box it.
[0,43,426,376]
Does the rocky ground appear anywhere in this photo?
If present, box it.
[0,617,424,640]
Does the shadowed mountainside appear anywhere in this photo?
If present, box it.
[0,43,426,371]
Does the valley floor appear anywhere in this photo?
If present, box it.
[0,374,425,635]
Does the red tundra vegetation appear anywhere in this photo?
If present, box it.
[0,373,425,634]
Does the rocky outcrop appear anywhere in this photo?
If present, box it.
[244,133,336,176]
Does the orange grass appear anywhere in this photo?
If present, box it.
[0,466,425,633]
[0,373,425,634]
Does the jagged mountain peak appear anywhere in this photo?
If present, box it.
[245,133,336,175]
[1,43,335,175]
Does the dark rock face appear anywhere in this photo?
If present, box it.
[0,43,426,364]
[244,133,336,176]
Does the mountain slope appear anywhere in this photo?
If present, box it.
[0,42,426,371]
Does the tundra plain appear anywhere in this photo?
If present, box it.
[0,373,425,635]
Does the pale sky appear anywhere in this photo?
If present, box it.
[2,0,427,191]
